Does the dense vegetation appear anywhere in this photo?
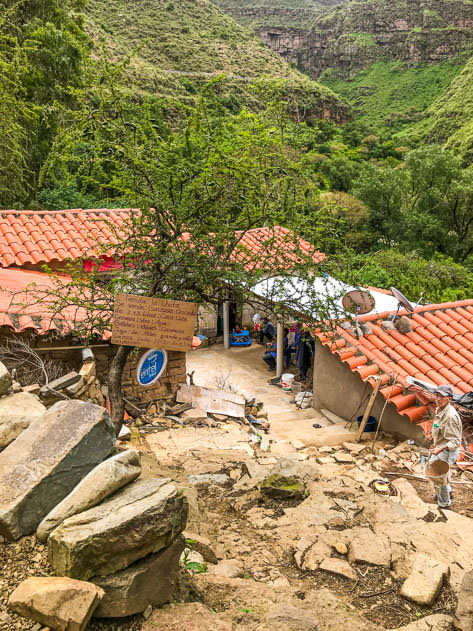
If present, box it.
[1,0,473,305]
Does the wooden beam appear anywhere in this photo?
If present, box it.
[356,377,381,442]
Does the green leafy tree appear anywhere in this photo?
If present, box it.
[0,0,89,207]
[352,146,473,262]
[335,249,473,303]
[352,163,406,247]
[34,81,344,433]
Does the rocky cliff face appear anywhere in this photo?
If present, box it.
[250,0,473,78]
[214,0,345,29]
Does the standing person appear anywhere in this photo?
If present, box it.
[428,384,462,508]
[259,317,276,344]
[253,312,261,331]
[296,328,314,381]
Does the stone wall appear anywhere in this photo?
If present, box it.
[0,331,186,408]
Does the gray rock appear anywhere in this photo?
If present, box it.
[0,400,115,540]
[208,559,243,579]
[118,424,131,441]
[8,576,104,631]
[48,478,188,580]
[37,450,142,543]
[0,361,11,396]
[455,570,473,630]
[319,557,357,581]
[261,474,306,500]
[0,392,46,450]
[40,371,81,397]
[92,536,185,617]
[348,529,391,566]
[302,541,332,571]
[400,554,449,606]
[397,614,454,630]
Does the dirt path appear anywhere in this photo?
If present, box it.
[186,344,329,442]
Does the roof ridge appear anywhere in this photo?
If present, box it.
[0,209,135,215]
[358,298,473,323]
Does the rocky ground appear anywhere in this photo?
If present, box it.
[2,409,473,630]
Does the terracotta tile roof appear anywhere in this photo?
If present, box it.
[0,268,111,339]
[234,226,325,268]
[316,299,473,423]
[0,209,133,267]
[0,211,324,270]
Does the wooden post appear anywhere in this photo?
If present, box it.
[223,301,230,350]
[355,376,381,442]
[276,322,284,377]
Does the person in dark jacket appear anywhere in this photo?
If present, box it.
[296,330,314,380]
[259,317,276,344]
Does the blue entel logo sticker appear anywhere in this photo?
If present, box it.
[136,349,168,386]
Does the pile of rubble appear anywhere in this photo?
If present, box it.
[123,384,270,437]
[0,396,188,630]
[0,357,106,454]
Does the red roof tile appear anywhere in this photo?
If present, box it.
[0,267,110,339]
[0,211,325,270]
[316,299,473,422]
[0,209,132,267]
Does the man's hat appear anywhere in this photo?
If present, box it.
[434,384,454,397]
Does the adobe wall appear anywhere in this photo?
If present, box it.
[313,343,427,444]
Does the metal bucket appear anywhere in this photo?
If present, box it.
[425,459,449,487]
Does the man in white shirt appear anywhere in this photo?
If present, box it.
[428,384,462,508]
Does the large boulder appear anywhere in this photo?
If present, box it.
[92,535,185,617]
[8,576,104,631]
[48,478,188,580]
[0,361,11,396]
[0,400,115,540]
[37,450,142,543]
[0,392,46,450]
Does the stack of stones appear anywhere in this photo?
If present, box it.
[0,399,188,623]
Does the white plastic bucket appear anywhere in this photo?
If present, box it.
[281,373,295,391]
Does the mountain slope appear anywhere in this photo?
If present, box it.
[212,0,346,29]
[84,0,348,121]
[422,56,473,162]
[300,0,473,78]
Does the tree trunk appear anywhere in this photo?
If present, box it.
[108,344,133,436]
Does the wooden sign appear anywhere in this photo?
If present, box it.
[111,293,197,351]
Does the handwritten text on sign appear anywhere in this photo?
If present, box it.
[111,293,198,351]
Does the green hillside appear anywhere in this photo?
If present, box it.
[422,57,473,163]
[84,0,348,120]
[321,57,466,134]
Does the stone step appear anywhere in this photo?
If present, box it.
[268,408,323,422]
[321,409,346,425]
[273,421,357,447]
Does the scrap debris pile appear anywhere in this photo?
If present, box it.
[122,383,270,438]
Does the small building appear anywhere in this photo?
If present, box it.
[0,209,321,408]
[314,299,473,442]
